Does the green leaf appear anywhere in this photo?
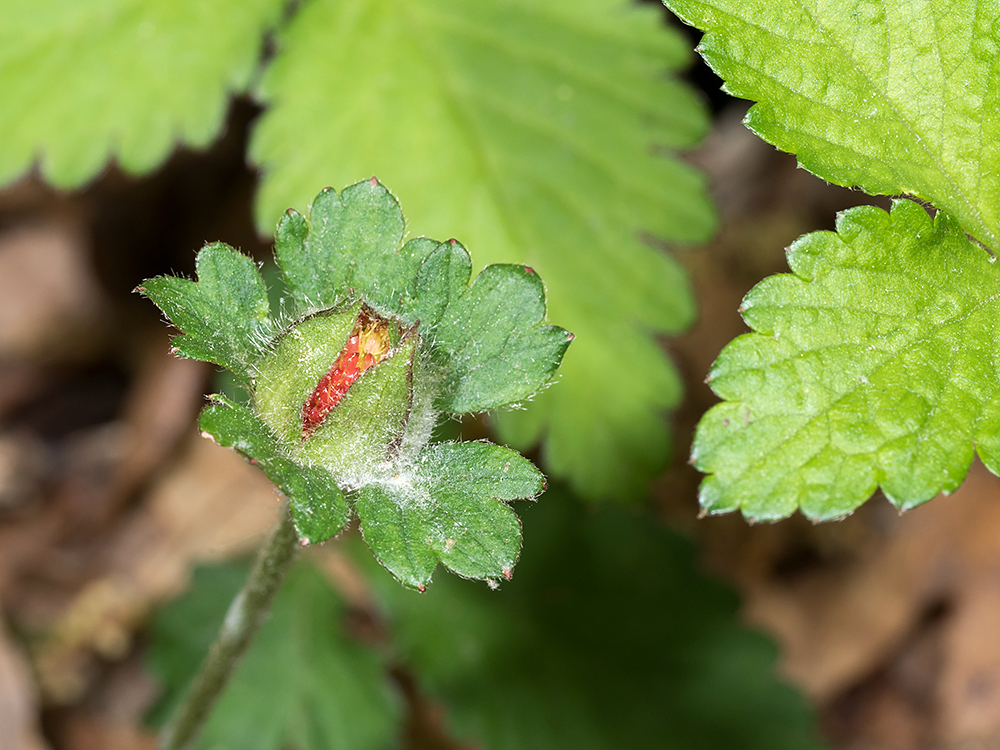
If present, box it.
[139,243,272,385]
[147,563,399,750]
[276,181,463,321]
[366,489,826,750]
[434,264,572,412]
[694,200,1000,521]
[664,0,1000,250]
[200,397,348,544]
[357,441,543,589]
[251,0,716,499]
[408,239,472,327]
[0,0,285,188]
[276,184,571,414]
[275,180,408,312]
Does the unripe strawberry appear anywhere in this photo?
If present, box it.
[254,302,419,487]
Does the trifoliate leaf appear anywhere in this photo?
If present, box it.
[251,0,716,499]
[147,563,399,750]
[694,200,1000,521]
[199,397,348,544]
[0,0,285,188]
[357,442,543,589]
[365,489,826,750]
[665,0,1000,251]
[139,243,272,385]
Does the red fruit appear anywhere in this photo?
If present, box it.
[301,309,393,439]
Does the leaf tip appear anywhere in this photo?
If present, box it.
[502,567,512,580]
[417,584,427,593]
[369,175,378,187]
[524,266,535,275]
[200,430,215,443]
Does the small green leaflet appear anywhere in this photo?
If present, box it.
[694,200,1000,521]
[357,442,543,589]
[142,181,567,587]
[0,0,285,187]
[664,0,1000,251]
[364,489,827,750]
[274,183,407,313]
[251,0,716,500]
[199,397,348,545]
[139,243,272,386]
[434,264,571,412]
[147,563,399,750]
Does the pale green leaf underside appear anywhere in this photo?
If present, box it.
[148,563,398,750]
[0,0,285,187]
[357,442,542,589]
[252,0,716,499]
[665,0,1000,251]
[693,200,1000,521]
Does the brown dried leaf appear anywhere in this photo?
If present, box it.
[0,221,106,362]
[0,611,48,750]
[727,462,1000,746]
[939,577,1000,742]
[35,431,278,703]
[76,339,209,528]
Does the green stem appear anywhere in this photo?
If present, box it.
[159,503,299,750]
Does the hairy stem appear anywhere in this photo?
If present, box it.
[159,503,299,750]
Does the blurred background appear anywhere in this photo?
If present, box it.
[3,2,1000,749]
